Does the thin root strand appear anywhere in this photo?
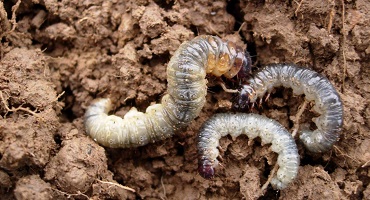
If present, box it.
[0,91,41,118]
[260,162,280,192]
[51,188,90,200]
[97,179,136,193]
[291,100,309,138]
[219,82,238,93]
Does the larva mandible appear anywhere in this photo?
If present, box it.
[234,64,343,153]
[197,113,299,190]
[84,35,251,148]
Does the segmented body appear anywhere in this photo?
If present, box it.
[235,64,343,153]
[84,35,250,148]
[198,113,299,190]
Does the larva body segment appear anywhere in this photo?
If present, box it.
[197,113,299,190]
[85,100,175,148]
[235,64,343,153]
[84,35,250,148]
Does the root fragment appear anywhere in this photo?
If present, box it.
[260,163,279,193]
[291,100,309,138]
[51,188,90,200]
[0,91,40,118]
[96,179,136,193]
[218,82,238,93]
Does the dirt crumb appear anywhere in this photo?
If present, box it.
[0,48,60,112]
[44,137,108,194]
[0,169,11,188]
[364,184,370,199]
[280,165,342,199]
[14,175,52,200]
[239,165,261,200]
[139,3,166,38]
[0,109,58,170]
[0,48,60,170]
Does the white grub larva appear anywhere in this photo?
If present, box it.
[84,35,251,148]
[197,113,299,190]
[235,64,343,153]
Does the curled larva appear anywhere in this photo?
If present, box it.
[197,113,299,190]
[234,64,343,153]
[84,35,251,148]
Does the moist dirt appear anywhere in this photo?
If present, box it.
[0,0,369,199]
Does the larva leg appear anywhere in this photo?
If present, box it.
[197,113,299,190]
[84,35,252,148]
[235,64,343,153]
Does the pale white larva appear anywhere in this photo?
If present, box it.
[197,113,299,190]
[235,64,343,153]
[84,35,251,148]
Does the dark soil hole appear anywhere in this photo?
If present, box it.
[259,189,279,200]
[226,0,243,31]
[190,25,199,35]
[358,168,370,187]
[123,98,136,109]
[146,51,170,67]
[300,153,338,174]
[60,86,77,122]
[153,0,175,11]
[260,159,280,200]
[53,134,62,146]
[246,41,258,66]
[175,143,184,156]
[3,1,14,20]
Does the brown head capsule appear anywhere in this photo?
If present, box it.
[235,49,252,81]
[198,159,215,179]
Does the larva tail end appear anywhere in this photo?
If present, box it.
[198,160,215,179]
[84,98,113,119]
[270,178,288,190]
[299,130,337,153]
[233,85,255,111]
[91,98,112,113]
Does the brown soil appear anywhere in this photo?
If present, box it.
[0,0,369,199]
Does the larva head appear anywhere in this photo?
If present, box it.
[236,49,252,81]
[198,160,215,179]
[233,84,255,110]
[223,46,252,79]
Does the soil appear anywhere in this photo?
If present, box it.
[0,0,369,199]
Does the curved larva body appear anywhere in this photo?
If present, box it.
[84,35,250,148]
[197,113,299,190]
[236,64,343,153]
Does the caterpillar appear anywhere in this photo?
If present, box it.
[84,35,251,148]
[197,113,299,190]
[234,64,343,153]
